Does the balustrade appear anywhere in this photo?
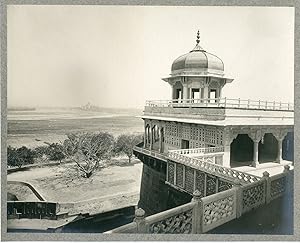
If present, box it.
[105,168,291,234]
[241,179,266,214]
[201,188,237,233]
[168,152,260,185]
[169,146,224,155]
[145,98,294,111]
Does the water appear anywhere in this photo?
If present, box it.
[8,107,144,148]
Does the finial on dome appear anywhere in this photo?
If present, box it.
[196,30,200,45]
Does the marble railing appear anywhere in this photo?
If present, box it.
[168,152,260,185]
[201,188,237,233]
[104,202,196,234]
[169,146,224,155]
[104,166,292,234]
[146,98,294,111]
[134,144,259,185]
[145,202,195,233]
[134,145,167,161]
[240,179,266,214]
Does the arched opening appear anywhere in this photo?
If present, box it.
[151,125,160,151]
[172,81,183,102]
[283,132,294,161]
[258,133,278,163]
[145,124,150,148]
[230,134,254,167]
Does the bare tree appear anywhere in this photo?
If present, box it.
[63,132,114,178]
[114,134,143,163]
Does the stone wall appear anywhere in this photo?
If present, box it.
[137,155,192,216]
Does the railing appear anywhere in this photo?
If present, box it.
[146,98,294,111]
[135,143,259,185]
[240,179,266,214]
[168,152,260,185]
[169,146,224,155]
[145,202,195,233]
[105,202,196,234]
[7,201,58,219]
[105,166,292,234]
[267,169,289,202]
[166,161,234,195]
[133,146,167,162]
[201,188,237,233]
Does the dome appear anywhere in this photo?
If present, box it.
[171,38,224,75]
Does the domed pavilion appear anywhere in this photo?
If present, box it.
[163,31,233,101]
[134,31,294,216]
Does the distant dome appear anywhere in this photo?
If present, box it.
[171,34,224,75]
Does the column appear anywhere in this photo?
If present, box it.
[144,126,147,148]
[158,128,162,152]
[149,128,153,150]
[223,129,237,168]
[248,131,264,167]
[203,85,209,99]
[252,141,259,167]
[277,139,283,163]
[183,85,188,102]
[171,86,176,100]
[200,87,204,100]
[222,145,231,167]
[273,130,288,164]
[219,88,222,99]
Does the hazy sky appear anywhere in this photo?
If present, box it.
[7,5,294,108]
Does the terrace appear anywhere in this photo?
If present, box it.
[143,98,294,123]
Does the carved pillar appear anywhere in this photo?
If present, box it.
[149,127,153,150]
[249,130,264,167]
[273,130,288,163]
[223,145,231,167]
[183,84,188,101]
[253,141,259,167]
[134,208,147,233]
[203,85,209,100]
[223,128,238,168]
[171,86,176,100]
[191,190,202,234]
[144,125,147,148]
[277,139,283,162]
[158,128,162,152]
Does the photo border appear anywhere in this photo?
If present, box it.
[1,0,299,241]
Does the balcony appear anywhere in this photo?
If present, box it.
[143,98,294,125]
[145,98,294,111]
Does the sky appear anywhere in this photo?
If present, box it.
[7,5,294,109]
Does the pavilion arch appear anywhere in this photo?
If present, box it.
[160,127,165,153]
[172,81,183,100]
[282,132,294,161]
[151,125,160,151]
[230,134,254,167]
[145,124,151,148]
[258,133,278,163]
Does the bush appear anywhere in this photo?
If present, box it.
[114,134,143,163]
[63,132,115,178]
[7,146,35,168]
[47,143,65,162]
